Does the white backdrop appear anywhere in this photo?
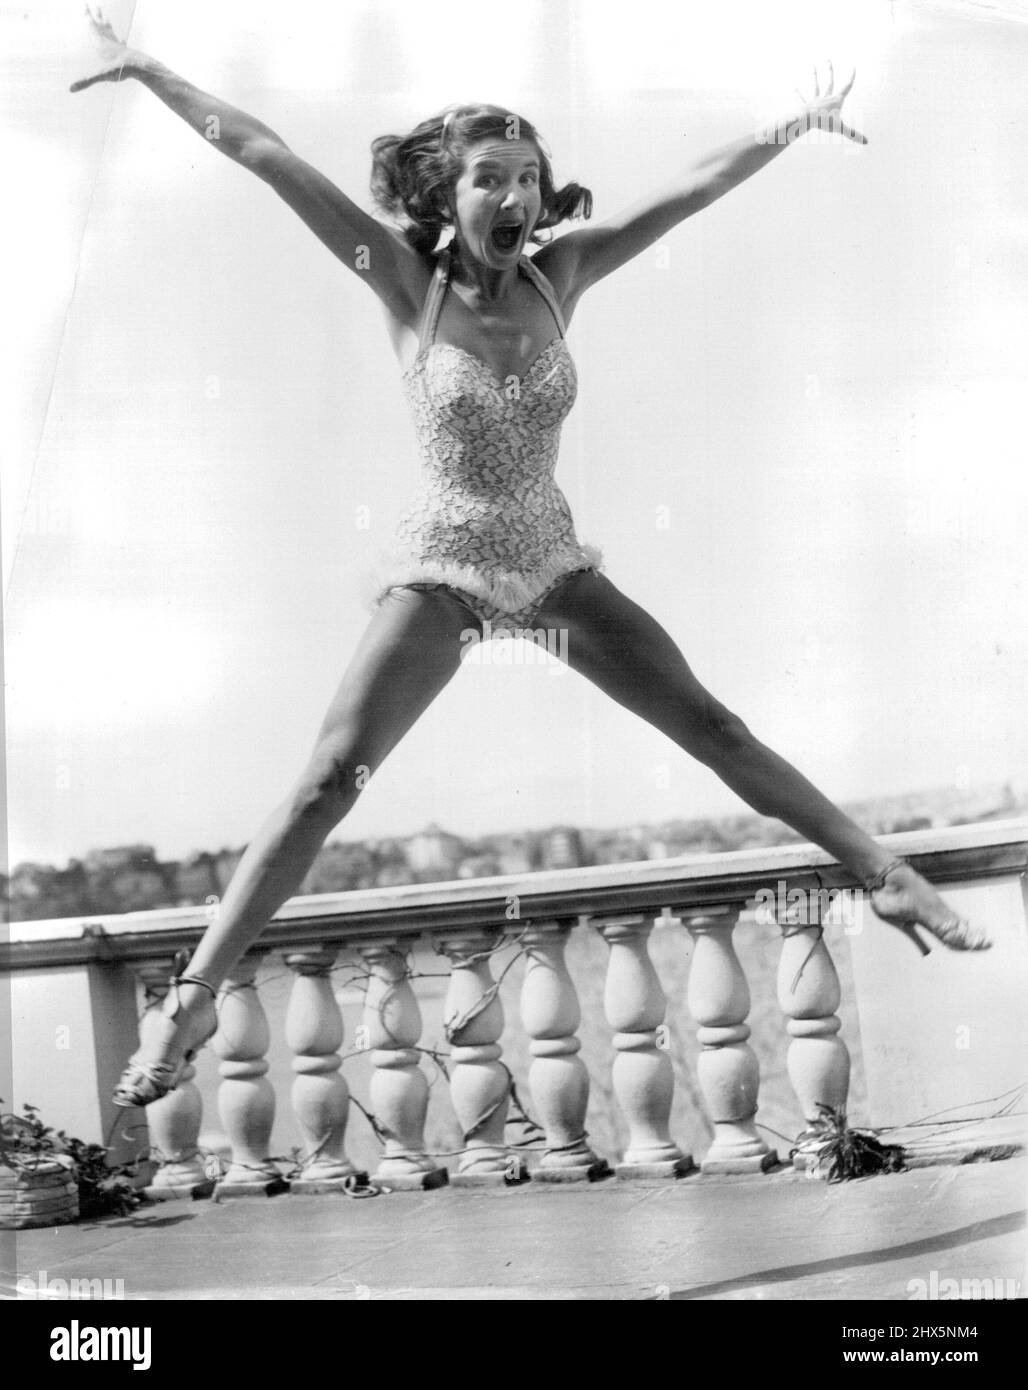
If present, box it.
[4,0,1026,867]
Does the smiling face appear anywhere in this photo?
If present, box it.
[449,138,543,269]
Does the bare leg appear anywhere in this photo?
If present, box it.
[187,589,474,982]
[115,588,479,1102]
[535,572,988,949]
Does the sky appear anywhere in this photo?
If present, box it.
[3,0,1027,869]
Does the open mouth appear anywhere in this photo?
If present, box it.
[491,221,523,252]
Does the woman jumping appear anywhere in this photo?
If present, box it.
[69,11,989,1110]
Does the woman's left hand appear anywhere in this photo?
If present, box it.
[795,64,867,144]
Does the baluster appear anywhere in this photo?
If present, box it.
[685,907,777,1173]
[437,931,523,1186]
[134,958,209,1200]
[776,898,851,1172]
[597,915,693,1178]
[212,951,285,1196]
[520,922,610,1181]
[284,947,364,1192]
[358,940,448,1190]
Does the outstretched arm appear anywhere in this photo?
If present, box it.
[538,65,866,304]
[71,10,427,322]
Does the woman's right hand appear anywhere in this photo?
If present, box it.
[70,6,154,92]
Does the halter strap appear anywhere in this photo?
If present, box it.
[416,245,567,352]
[518,254,567,338]
[416,248,452,352]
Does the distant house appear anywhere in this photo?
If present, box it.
[540,826,586,870]
[405,824,466,879]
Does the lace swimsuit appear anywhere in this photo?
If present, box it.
[375,247,602,631]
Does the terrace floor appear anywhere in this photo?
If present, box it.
[6,1156,1026,1302]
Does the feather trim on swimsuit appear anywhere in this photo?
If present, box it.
[366,542,604,616]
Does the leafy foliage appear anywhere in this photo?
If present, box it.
[0,1101,146,1218]
[792,1103,906,1182]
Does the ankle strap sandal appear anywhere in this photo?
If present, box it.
[112,975,220,1109]
[863,857,990,954]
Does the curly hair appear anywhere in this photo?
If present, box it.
[370,103,592,256]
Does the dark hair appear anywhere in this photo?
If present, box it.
[370,104,592,256]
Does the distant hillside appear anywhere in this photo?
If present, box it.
[4,781,1022,922]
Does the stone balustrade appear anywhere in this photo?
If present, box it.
[4,822,1026,1202]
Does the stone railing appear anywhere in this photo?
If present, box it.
[4,821,1026,1199]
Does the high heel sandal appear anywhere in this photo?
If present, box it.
[112,975,220,1108]
[863,858,992,955]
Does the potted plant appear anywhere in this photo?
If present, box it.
[1,1102,145,1228]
